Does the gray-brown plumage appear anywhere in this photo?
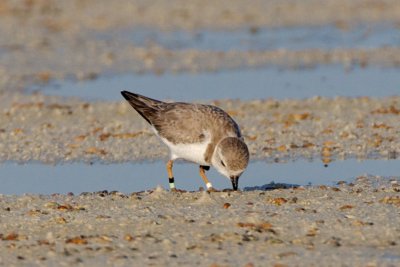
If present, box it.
[121,90,249,191]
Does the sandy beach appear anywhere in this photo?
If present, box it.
[0,0,399,266]
[2,0,400,92]
[0,177,399,266]
[1,94,399,163]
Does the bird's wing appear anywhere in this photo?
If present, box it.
[152,103,241,145]
[121,91,164,125]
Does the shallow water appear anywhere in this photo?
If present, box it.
[95,24,400,51]
[29,23,400,101]
[31,66,400,101]
[0,159,398,195]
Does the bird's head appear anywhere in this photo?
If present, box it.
[212,137,249,190]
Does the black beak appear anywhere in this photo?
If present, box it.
[230,176,239,191]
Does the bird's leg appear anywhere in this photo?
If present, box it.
[199,165,216,191]
[166,160,176,190]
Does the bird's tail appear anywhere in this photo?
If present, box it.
[121,91,163,125]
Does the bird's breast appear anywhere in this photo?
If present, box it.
[160,135,211,165]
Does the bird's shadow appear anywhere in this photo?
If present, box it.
[243,182,300,191]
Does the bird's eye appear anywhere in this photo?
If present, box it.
[220,161,226,167]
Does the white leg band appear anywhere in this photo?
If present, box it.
[206,182,213,189]
[169,183,176,189]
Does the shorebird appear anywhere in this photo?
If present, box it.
[121,91,249,191]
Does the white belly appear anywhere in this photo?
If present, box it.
[160,136,210,166]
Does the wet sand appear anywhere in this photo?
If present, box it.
[2,0,400,92]
[1,1,400,266]
[1,93,399,163]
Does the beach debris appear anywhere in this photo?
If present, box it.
[371,105,400,115]
[124,234,135,241]
[351,220,373,226]
[277,251,298,259]
[66,236,88,245]
[99,131,143,141]
[27,209,48,216]
[268,197,288,206]
[306,228,319,237]
[54,217,68,224]
[44,202,85,211]
[223,203,231,209]
[379,196,400,206]
[237,221,274,233]
[85,147,107,156]
[339,204,354,210]
[1,233,27,241]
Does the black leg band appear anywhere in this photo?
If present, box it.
[201,165,210,171]
[169,177,174,183]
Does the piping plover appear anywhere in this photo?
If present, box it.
[121,91,249,191]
